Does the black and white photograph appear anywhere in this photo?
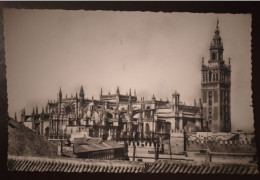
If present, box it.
[1,5,258,174]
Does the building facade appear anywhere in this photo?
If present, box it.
[21,86,203,142]
[201,20,231,133]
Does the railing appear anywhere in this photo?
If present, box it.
[48,134,71,140]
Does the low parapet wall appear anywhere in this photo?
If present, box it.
[186,139,256,153]
[127,141,156,148]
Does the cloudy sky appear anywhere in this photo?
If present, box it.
[3,9,253,132]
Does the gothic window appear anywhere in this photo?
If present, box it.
[209,91,212,98]
[216,73,218,81]
[208,91,212,106]
[203,91,207,103]
[209,108,212,115]
[214,107,218,120]
[65,106,72,114]
[214,90,218,102]
[145,123,150,133]
[106,113,113,119]
[212,52,216,60]
[209,71,212,82]
[213,73,215,81]
[203,108,206,118]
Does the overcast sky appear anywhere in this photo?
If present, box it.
[3,9,253,132]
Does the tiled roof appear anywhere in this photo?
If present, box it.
[73,138,124,153]
[144,160,259,174]
[8,155,259,174]
[8,155,144,173]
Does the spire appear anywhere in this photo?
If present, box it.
[202,57,204,65]
[80,85,84,99]
[194,99,197,107]
[14,112,17,121]
[76,92,78,99]
[210,18,223,62]
[36,106,38,114]
[22,108,25,115]
[59,87,62,100]
[45,105,48,114]
[134,89,136,97]
[116,86,120,94]
[100,88,103,95]
[32,107,35,115]
[215,17,220,35]
[199,98,203,108]
[66,94,67,98]
[152,94,156,101]
[128,89,132,102]
[42,107,44,114]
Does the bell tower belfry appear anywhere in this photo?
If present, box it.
[201,19,231,133]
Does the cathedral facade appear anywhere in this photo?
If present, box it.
[21,86,203,141]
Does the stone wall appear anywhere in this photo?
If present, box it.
[186,139,256,153]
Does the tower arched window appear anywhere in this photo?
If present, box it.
[145,123,150,133]
[212,52,216,60]
[209,71,212,82]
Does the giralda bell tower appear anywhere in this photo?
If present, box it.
[201,19,231,133]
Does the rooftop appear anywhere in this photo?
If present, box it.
[8,155,259,174]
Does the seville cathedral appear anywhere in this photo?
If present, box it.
[21,20,231,142]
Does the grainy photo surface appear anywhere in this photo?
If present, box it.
[3,9,258,174]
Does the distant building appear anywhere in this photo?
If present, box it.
[201,19,231,133]
[21,86,202,142]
